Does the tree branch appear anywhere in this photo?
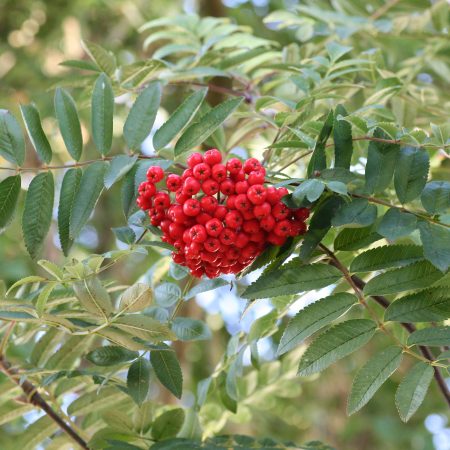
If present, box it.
[0,355,90,449]
[320,245,450,408]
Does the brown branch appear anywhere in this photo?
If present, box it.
[320,245,450,408]
[0,355,90,449]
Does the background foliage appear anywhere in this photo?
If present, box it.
[0,0,450,449]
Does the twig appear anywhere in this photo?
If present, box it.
[0,355,90,449]
[319,244,450,408]
[371,0,401,20]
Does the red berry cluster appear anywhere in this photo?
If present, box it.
[136,150,309,278]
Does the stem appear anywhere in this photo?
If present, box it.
[0,355,90,449]
[371,0,401,20]
[320,244,450,408]
[351,193,450,228]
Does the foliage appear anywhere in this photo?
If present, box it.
[0,1,450,449]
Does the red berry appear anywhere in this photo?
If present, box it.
[219,228,236,245]
[205,218,223,237]
[193,163,211,181]
[260,215,275,231]
[272,202,290,220]
[200,195,218,213]
[235,232,249,248]
[234,194,251,212]
[196,212,212,225]
[169,223,185,239]
[266,186,279,205]
[204,149,222,165]
[189,224,207,243]
[226,195,237,210]
[175,191,191,204]
[187,152,203,168]
[153,192,170,209]
[183,198,201,216]
[214,205,228,220]
[226,158,242,174]
[253,202,271,220]
[243,219,260,234]
[247,184,267,205]
[182,177,201,196]
[235,180,249,194]
[232,169,246,182]
[225,211,243,229]
[146,166,164,183]
[166,174,182,192]
[202,179,219,196]
[248,169,265,185]
[277,187,289,198]
[274,219,291,237]
[220,179,235,196]
[294,207,310,221]
[204,237,221,252]
[243,158,261,174]
[211,164,227,182]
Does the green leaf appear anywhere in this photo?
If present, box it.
[36,282,57,316]
[82,40,116,75]
[37,259,64,280]
[0,175,21,232]
[421,181,450,214]
[307,110,334,177]
[300,195,345,259]
[151,344,183,398]
[112,226,136,244]
[6,275,46,295]
[20,104,52,164]
[22,172,54,259]
[0,109,25,166]
[58,168,81,256]
[364,128,399,194]
[118,283,153,313]
[292,179,325,204]
[127,358,151,405]
[152,408,185,441]
[298,319,377,376]
[153,88,208,150]
[169,262,190,280]
[185,278,229,300]
[68,386,125,416]
[54,88,83,161]
[334,224,382,251]
[348,347,403,415]
[73,277,113,317]
[377,208,417,241]
[248,310,278,342]
[114,315,175,341]
[104,155,138,189]
[350,245,424,272]
[333,104,353,169]
[408,326,450,347]
[331,199,377,227]
[155,282,181,307]
[175,97,243,156]
[326,41,352,61]
[123,81,161,150]
[86,346,138,366]
[394,147,429,204]
[278,293,357,355]
[395,362,434,422]
[385,287,450,322]
[92,73,114,155]
[418,221,450,272]
[121,162,139,217]
[172,318,211,341]
[70,161,106,239]
[242,263,342,300]
[363,260,445,296]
